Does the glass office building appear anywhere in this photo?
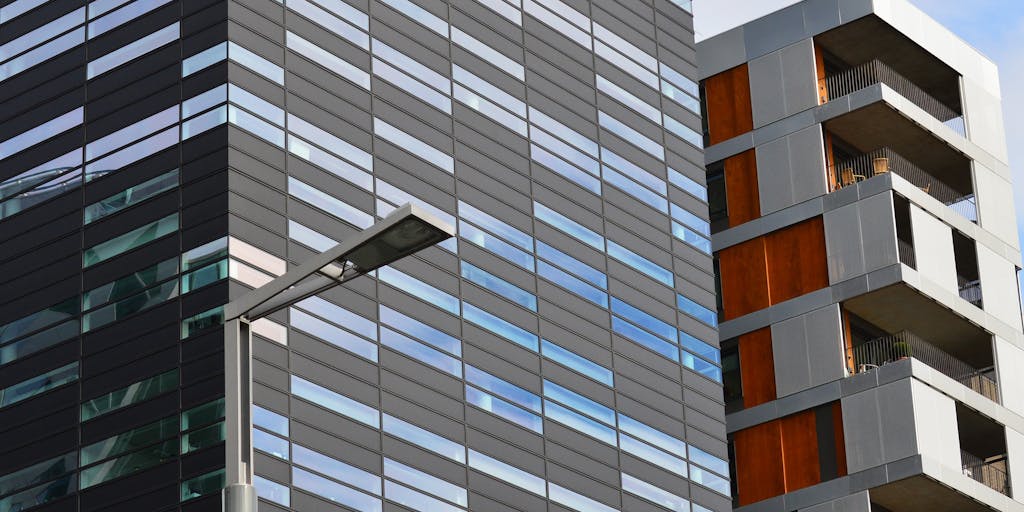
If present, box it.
[0,0,727,511]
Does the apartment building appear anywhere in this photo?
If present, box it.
[0,0,728,511]
[698,0,1024,511]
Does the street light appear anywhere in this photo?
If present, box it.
[221,203,454,512]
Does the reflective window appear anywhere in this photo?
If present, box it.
[617,414,686,457]
[690,465,730,495]
[600,148,666,195]
[529,108,598,157]
[378,267,460,315]
[0,8,84,62]
[618,433,686,476]
[465,386,543,433]
[464,365,541,413]
[373,40,448,92]
[81,369,177,421]
[88,0,171,38]
[90,0,132,18]
[380,305,459,356]
[0,452,76,497]
[611,316,678,362]
[252,428,288,459]
[181,421,225,453]
[668,167,706,200]
[548,483,618,512]
[289,135,372,191]
[291,376,379,428]
[0,0,48,23]
[83,257,177,310]
[288,113,372,170]
[673,222,711,254]
[374,58,451,113]
[458,201,531,250]
[459,222,534,270]
[596,75,659,123]
[535,241,605,288]
[463,301,539,351]
[308,0,368,28]
[83,213,179,267]
[543,380,614,425]
[0,28,85,80]
[253,405,289,436]
[181,305,224,338]
[689,446,729,477]
[0,107,84,160]
[293,443,381,494]
[229,84,284,126]
[82,279,178,332]
[537,261,608,307]
[297,296,376,340]
[383,414,466,463]
[660,63,698,97]
[289,219,336,251]
[468,449,545,496]
[81,416,176,466]
[452,64,526,117]
[0,149,81,202]
[0,319,78,365]
[610,297,675,341]
[292,467,382,512]
[607,240,673,287]
[286,31,369,88]
[454,84,527,136]
[385,480,462,512]
[290,308,378,361]
[0,474,76,512]
[541,340,612,386]
[380,327,461,377]
[254,475,291,506]
[0,362,78,408]
[683,351,722,382]
[681,332,720,364]
[182,41,226,77]
[228,105,285,146]
[523,0,590,48]
[621,473,689,512]
[593,40,657,89]
[533,202,603,250]
[476,0,521,24]
[530,144,601,194]
[181,105,227,140]
[452,27,524,80]
[0,168,82,220]
[598,111,664,160]
[289,176,373,228]
[85,126,179,178]
[227,41,283,84]
[380,0,447,35]
[84,169,178,224]
[374,118,453,173]
[87,22,180,79]
[181,469,225,502]
[181,258,226,293]
[670,203,710,236]
[384,458,467,506]
[461,262,536,311]
[289,0,368,50]
[545,398,616,444]
[677,294,717,326]
[664,114,703,148]
[602,165,667,212]
[661,80,701,114]
[181,398,225,431]
[0,296,77,345]
[80,439,176,488]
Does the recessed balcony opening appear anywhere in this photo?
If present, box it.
[720,338,742,414]
[953,230,982,308]
[894,195,916,268]
[815,15,963,133]
[824,118,975,222]
[844,310,997,402]
[957,404,1011,497]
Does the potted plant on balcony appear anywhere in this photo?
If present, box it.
[893,340,913,361]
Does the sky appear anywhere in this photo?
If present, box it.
[694,0,1024,292]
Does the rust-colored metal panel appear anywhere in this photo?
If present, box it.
[717,237,769,320]
[724,150,760,227]
[766,217,829,304]
[833,401,848,477]
[781,410,821,491]
[704,64,754,145]
[738,327,775,407]
[734,421,785,506]
[814,42,829,104]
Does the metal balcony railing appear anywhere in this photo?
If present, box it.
[962,451,1011,496]
[829,148,977,222]
[851,330,999,402]
[824,59,966,136]
[958,275,984,308]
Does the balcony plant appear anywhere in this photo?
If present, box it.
[893,340,913,360]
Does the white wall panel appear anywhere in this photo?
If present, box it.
[975,162,1020,248]
[977,243,1023,330]
[909,204,958,293]
[911,379,961,470]
[963,77,1009,163]
[994,337,1024,417]
[1005,427,1024,504]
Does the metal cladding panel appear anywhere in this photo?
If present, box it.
[910,379,961,470]
[772,314,811,398]
[977,243,1024,330]
[963,77,1010,163]
[779,39,819,121]
[975,163,1020,248]
[858,191,899,275]
[748,50,787,128]
[824,202,866,283]
[909,204,959,294]
[755,136,793,215]
[787,125,827,204]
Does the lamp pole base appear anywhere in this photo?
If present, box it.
[224,483,257,512]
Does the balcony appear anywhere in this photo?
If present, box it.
[850,330,998,403]
[829,147,977,222]
[962,450,1011,497]
[824,59,965,136]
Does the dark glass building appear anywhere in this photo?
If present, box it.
[0,0,727,511]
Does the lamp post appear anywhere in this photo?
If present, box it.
[220,203,454,512]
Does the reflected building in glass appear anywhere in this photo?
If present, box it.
[0,0,726,511]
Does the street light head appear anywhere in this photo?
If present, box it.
[344,203,454,271]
